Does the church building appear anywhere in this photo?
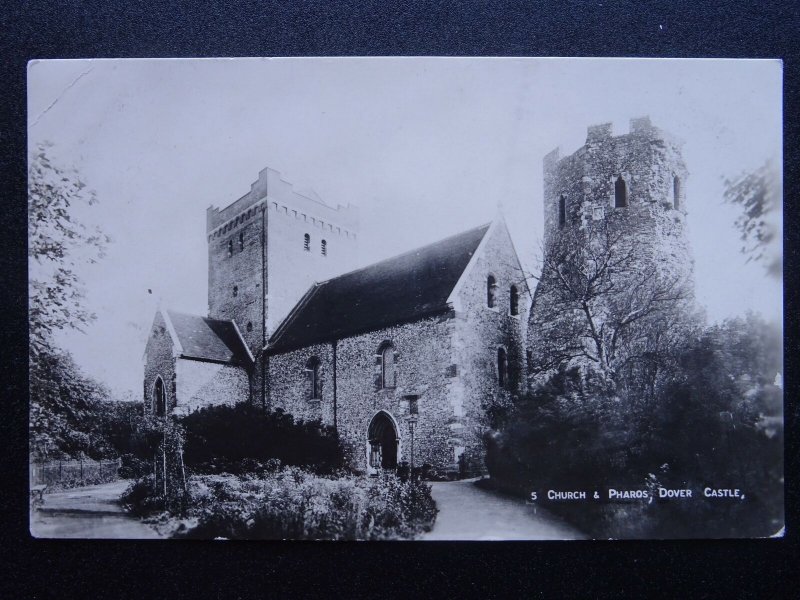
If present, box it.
[143,166,530,477]
[143,116,690,478]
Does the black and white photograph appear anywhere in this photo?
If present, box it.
[27,57,783,540]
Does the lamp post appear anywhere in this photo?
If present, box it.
[407,415,417,480]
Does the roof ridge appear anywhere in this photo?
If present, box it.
[267,282,325,347]
[166,308,236,326]
[316,222,491,285]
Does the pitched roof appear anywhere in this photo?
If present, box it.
[267,223,491,353]
[166,310,252,366]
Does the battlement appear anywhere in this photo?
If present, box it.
[586,122,613,143]
[207,167,359,236]
[540,116,690,249]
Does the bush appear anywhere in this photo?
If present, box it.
[486,315,784,539]
[121,475,165,516]
[173,468,437,540]
[179,404,345,475]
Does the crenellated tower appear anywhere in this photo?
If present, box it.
[206,167,360,368]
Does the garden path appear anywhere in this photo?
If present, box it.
[420,478,585,540]
[30,480,162,539]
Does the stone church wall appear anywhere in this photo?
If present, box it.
[267,341,336,425]
[172,358,250,416]
[451,221,531,474]
[143,311,177,414]
[268,314,462,475]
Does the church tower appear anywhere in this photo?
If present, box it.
[206,167,359,398]
[528,117,694,378]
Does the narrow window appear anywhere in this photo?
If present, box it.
[233,285,238,297]
[303,233,310,251]
[497,348,508,389]
[614,176,628,208]
[408,396,419,415]
[558,195,566,228]
[321,239,327,256]
[239,231,244,251]
[246,321,253,332]
[154,377,166,416]
[673,176,681,210]
[381,343,396,389]
[306,357,321,399]
[509,285,519,316]
[227,239,233,257]
[487,275,497,308]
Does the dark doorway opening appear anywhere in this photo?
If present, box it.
[368,411,398,472]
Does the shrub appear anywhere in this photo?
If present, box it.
[179,404,345,475]
[486,315,784,539]
[121,475,165,516]
[174,468,437,540]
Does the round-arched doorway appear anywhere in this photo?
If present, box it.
[367,411,399,474]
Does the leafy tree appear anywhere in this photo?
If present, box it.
[28,144,112,460]
[487,313,783,538]
[29,347,112,459]
[28,142,110,361]
[723,159,782,278]
[528,218,698,397]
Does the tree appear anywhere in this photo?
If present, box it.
[723,159,782,278]
[28,143,112,459]
[528,219,698,397]
[28,142,110,361]
[29,346,112,459]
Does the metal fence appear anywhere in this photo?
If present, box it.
[30,457,121,487]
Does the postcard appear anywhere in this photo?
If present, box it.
[28,57,783,540]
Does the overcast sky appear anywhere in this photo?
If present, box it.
[27,57,782,397]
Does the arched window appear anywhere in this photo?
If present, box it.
[377,342,396,389]
[497,348,508,389]
[614,176,628,208]
[487,275,497,308]
[321,239,327,256]
[673,176,681,210]
[154,376,166,417]
[558,195,566,228]
[227,239,233,257]
[239,231,244,251]
[306,356,321,400]
[303,233,310,251]
[509,285,519,316]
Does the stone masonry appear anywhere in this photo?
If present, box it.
[143,116,689,477]
[528,117,695,379]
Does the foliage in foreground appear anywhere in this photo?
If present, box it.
[486,314,784,539]
[123,466,437,540]
[29,345,145,461]
[179,403,346,475]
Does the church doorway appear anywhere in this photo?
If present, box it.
[367,411,399,475]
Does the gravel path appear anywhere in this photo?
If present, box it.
[420,478,585,540]
[30,480,161,539]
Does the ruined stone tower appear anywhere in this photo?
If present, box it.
[527,117,695,379]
